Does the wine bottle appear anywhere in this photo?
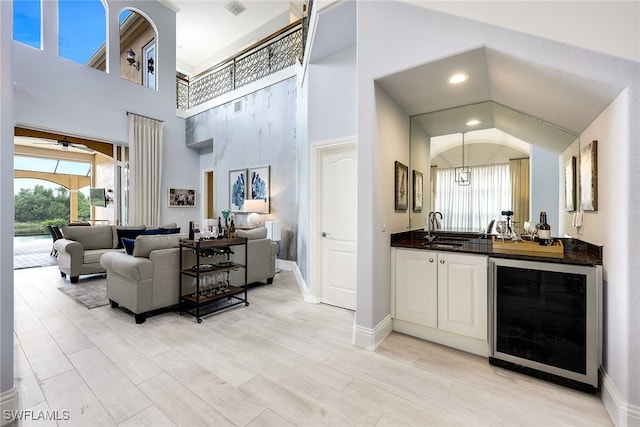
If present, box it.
[217,217,223,239]
[188,221,194,240]
[223,217,229,239]
[229,214,236,238]
[538,211,551,245]
[194,222,201,241]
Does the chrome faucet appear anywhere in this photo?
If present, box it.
[426,211,442,242]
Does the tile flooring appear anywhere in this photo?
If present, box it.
[11,265,612,426]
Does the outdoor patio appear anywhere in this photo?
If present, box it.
[14,236,58,270]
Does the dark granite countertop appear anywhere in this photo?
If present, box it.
[391,230,603,266]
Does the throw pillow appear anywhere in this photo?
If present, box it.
[160,227,181,234]
[116,228,145,248]
[142,228,162,235]
[121,238,136,255]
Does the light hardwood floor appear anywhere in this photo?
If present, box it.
[12,265,612,426]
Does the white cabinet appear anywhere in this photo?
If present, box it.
[395,249,438,328]
[392,248,489,355]
[437,252,488,340]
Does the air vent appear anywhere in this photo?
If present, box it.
[234,100,242,113]
[225,1,246,16]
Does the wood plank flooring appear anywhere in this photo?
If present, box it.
[12,265,612,426]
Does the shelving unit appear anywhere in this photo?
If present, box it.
[179,237,248,323]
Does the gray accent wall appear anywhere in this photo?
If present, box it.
[186,77,298,261]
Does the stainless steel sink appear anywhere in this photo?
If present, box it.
[422,241,463,248]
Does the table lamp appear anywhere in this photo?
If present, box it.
[243,199,265,227]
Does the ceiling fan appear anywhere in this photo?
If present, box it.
[35,136,94,152]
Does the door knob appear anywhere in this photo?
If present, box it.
[321,232,330,238]
[440,259,445,264]
[429,258,434,263]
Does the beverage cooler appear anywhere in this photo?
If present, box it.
[489,258,602,392]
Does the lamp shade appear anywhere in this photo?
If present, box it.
[243,199,264,213]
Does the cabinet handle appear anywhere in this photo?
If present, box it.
[439,259,445,264]
[429,258,434,263]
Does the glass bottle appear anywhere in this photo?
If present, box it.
[229,214,236,238]
[223,216,229,239]
[538,211,551,245]
[193,222,201,241]
[217,216,223,239]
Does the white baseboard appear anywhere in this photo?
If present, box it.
[601,368,640,427]
[276,260,319,303]
[1,387,18,426]
[352,314,393,351]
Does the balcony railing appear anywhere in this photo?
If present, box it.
[177,20,304,111]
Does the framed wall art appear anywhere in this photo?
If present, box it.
[394,161,408,210]
[564,156,576,212]
[412,170,423,212]
[229,169,247,212]
[248,165,270,213]
[579,140,598,211]
[168,188,196,207]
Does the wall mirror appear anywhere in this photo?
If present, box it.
[409,101,578,232]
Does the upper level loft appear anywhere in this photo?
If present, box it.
[12,0,310,116]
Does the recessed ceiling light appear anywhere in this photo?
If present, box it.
[447,73,469,84]
[466,119,481,126]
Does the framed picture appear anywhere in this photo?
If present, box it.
[229,169,247,212]
[394,161,408,210]
[247,166,270,213]
[580,140,598,211]
[412,170,423,212]
[564,156,576,212]
[168,188,196,207]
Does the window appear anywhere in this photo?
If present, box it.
[119,9,157,89]
[13,0,41,49]
[434,163,512,230]
[58,0,106,68]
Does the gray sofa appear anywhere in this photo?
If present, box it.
[100,234,195,323]
[53,223,178,283]
[100,226,278,323]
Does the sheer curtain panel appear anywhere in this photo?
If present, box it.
[435,163,511,231]
[128,113,163,225]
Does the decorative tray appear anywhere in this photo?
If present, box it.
[492,237,564,256]
[191,264,214,272]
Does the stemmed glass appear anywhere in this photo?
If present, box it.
[495,220,508,243]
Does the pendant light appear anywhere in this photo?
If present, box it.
[455,132,470,186]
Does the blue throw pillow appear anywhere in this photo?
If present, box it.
[116,229,145,249]
[121,238,136,255]
[161,227,181,234]
[142,228,162,235]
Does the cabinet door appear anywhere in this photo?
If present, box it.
[395,249,438,328]
[437,253,488,340]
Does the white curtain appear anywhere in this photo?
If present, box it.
[435,163,511,231]
[128,113,163,225]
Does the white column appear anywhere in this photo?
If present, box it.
[0,2,18,425]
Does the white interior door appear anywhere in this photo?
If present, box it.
[320,143,357,310]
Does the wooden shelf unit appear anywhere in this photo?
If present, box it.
[178,237,248,323]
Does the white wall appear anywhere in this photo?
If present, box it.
[354,1,639,418]
[579,91,633,416]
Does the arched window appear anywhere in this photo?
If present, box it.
[119,9,157,89]
[58,0,106,70]
[13,0,41,49]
